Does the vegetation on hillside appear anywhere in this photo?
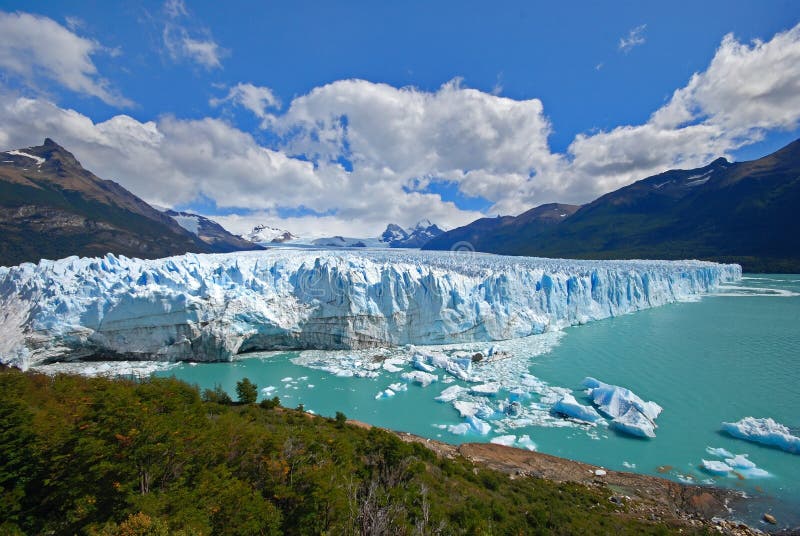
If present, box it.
[0,369,706,535]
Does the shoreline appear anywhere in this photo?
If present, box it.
[349,418,792,535]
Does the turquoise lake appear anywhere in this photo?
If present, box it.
[155,274,800,528]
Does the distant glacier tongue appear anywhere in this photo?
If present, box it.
[0,250,741,369]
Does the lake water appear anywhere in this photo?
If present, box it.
[152,274,800,528]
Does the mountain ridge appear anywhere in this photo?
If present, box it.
[424,139,800,272]
[0,139,215,265]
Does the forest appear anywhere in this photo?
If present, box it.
[0,368,706,535]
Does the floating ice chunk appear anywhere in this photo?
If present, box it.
[412,355,437,373]
[466,416,491,435]
[516,435,537,451]
[705,446,734,458]
[701,459,732,475]
[582,377,661,437]
[375,388,395,400]
[400,370,438,387]
[501,400,522,417]
[435,385,466,402]
[738,467,771,478]
[490,435,517,446]
[281,377,293,382]
[447,423,471,435]
[382,361,404,373]
[470,382,501,397]
[725,454,756,469]
[508,388,530,402]
[453,401,479,418]
[388,382,407,392]
[721,417,800,454]
[622,461,636,469]
[552,394,603,423]
[610,407,656,438]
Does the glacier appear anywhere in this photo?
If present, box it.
[0,249,740,369]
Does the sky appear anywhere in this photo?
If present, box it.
[0,1,798,237]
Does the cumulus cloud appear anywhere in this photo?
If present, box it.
[0,11,130,106]
[1,23,799,236]
[619,24,646,53]
[210,83,281,123]
[162,0,225,70]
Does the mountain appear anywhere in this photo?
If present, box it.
[397,219,446,247]
[378,220,445,248]
[244,224,298,244]
[425,139,800,272]
[423,204,580,252]
[308,220,446,249]
[0,139,215,266]
[164,210,263,253]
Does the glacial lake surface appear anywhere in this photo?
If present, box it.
[153,274,800,528]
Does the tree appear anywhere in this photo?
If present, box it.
[201,385,232,404]
[235,378,258,404]
[335,411,347,428]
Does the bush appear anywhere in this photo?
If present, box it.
[259,396,280,410]
[201,384,232,404]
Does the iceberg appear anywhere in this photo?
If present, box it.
[516,435,537,451]
[400,370,438,387]
[721,417,800,454]
[551,394,603,423]
[724,454,756,470]
[705,446,734,458]
[375,388,396,400]
[435,385,466,403]
[388,382,407,392]
[490,435,517,447]
[446,423,471,435]
[610,407,656,438]
[470,382,501,397]
[582,377,662,437]
[701,459,732,475]
[0,249,740,369]
[466,416,492,435]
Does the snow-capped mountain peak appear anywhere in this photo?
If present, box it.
[244,224,298,244]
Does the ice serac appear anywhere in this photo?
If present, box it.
[0,250,741,369]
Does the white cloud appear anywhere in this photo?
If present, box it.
[0,11,130,106]
[619,24,646,53]
[163,26,225,70]
[210,83,281,122]
[162,1,225,70]
[1,23,799,237]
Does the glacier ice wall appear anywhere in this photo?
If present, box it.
[0,250,741,368]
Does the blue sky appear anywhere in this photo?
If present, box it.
[0,1,798,235]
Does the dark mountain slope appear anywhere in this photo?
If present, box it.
[425,139,800,272]
[0,139,213,265]
[423,203,580,252]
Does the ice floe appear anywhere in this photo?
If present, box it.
[722,417,800,454]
